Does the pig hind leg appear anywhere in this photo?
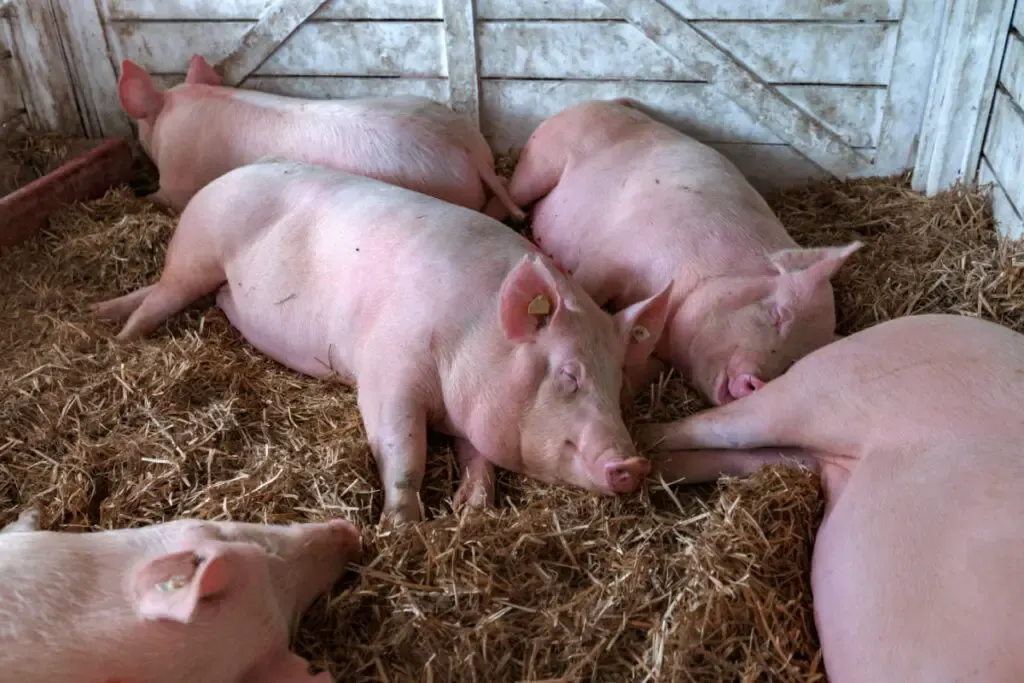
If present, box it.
[508,140,565,209]
[358,384,429,524]
[92,284,155,321]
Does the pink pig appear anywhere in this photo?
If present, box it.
[0,508,362,683]
[117,55,524,220]
[638,313,1024,683]
[509,98,861,405]
[91,160,672,523]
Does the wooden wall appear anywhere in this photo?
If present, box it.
[978,2,1024,238]
[99,0,940,194]
[0,11,26,127]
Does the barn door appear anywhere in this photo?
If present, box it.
[95,0,946,193]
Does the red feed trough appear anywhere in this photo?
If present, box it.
[0,137,135,250]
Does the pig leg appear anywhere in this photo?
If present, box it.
[91,284,155,321]
[144,187,173,208]
[452,439,496,510]
[243,651,333,683]
[624,356,669,399]
[650,447,822,485]
[1,508,40,533]
[637,374,808,452]
[358,387,428,524]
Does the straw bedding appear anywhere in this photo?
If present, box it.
[2,135,1022,682]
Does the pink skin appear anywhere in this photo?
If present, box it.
[0,510,362,683]
[117,56,524,221]
[637,313,1024,683]
[90,161,672,524]
[508,98,860,405]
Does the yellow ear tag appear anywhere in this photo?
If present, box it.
[528,294,551,317]
[631,325,650,343]
[156,575,189,592]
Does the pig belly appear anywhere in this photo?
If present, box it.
[811,438,1024,683]
[215,284,356,385]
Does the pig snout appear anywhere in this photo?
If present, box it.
[728,373,765,400]
[604,456,651,493]
[278,519,362,604]
[309,519,362,563]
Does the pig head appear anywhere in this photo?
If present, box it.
[0,511,361,683]
[482,253,675,495]
[676,241,861,404]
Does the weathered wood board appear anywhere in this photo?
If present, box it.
[7,0,1019,195]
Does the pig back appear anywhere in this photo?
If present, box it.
[207,162,528,380]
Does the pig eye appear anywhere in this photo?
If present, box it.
[555,366,580,395]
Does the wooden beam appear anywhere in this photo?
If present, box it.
[911,0,1017,195]
[214,0,331,87]
[441,0,481,123]
[3,0,82,134]
[599,0,871,180]
[872,0,945,176]
[45,0,132,138]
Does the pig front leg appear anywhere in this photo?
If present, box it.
[650,447,821,485]
[1,507,40,533]
[358,388,428,524]
[452,439,496,510]
[637,375,805,452]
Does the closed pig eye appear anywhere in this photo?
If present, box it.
[555,366,580,395]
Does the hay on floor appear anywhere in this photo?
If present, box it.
[1,134,1021,682]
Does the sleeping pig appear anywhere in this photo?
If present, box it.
[118,55,524,220]
[638,313,1024,683]
[91,160,672,523]
[508,98,861,405]
[0,508,362,682]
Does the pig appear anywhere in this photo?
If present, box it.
[117,55,524,221]
[0,507,362,683]
[91,160,672,524]
[637,313,1024,683]
[508,98,861,405]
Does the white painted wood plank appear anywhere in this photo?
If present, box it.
[104,0,442,20]
[0,19,23,122]
[476,0,901,20]
[981,91,1024,218]
[600,0,869,179]
[978,157,1023,239]
[45,0,132,137]
[480,80,882,150]
[912,0,1017,195]
[777,85,884,148]
[477,21,893,84]
[215,0,332,86]
[478,21,697,80]
[696,22,897,85]
[999,32,1024,107]
[151,74,450,101]
[1014,0,1023,34]
[441,0,480,124]
[4,0,82,134]
[872,0,944,175]
[112,21,446,77]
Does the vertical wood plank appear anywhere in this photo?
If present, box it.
[911,0,1016,195]
[599,0,870,179]
[215,0,332,86]
[441,0,480,124]
[0,17,26,123]
[978,157,1023,239]
[4,0,82,134]
[46,0,132,137]
[872,0,944,175]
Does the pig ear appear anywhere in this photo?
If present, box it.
[118,60,164,120]
[766,241,863,283]
[131,548,233,624]
[613,280,673,367]
[499,254,563,343]
[185,54,222,86]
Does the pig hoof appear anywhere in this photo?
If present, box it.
[380,501,422,526]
